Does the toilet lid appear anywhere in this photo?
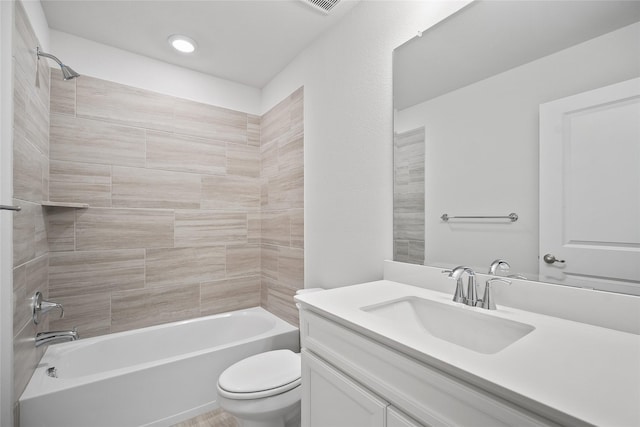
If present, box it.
[218,350,301,399]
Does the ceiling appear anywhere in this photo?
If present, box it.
[41,0,360,88]
[394,0,640,110]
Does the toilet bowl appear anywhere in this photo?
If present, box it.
[217,349,302,427]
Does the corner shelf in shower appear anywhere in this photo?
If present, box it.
[41,201,90,209]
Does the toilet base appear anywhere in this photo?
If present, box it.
[218,385,301,427]
[234,405,300,427]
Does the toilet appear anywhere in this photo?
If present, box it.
[217,289,324,427]
[217,349,302,427]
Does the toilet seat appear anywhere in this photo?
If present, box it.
[218,350,301,400]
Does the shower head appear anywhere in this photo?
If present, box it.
[36,46,80,80]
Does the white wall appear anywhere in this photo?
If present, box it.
[50,30,262,115]
[395,22,640,277]
[262,1,470,288]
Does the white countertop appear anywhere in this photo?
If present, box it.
[296,280,640,427]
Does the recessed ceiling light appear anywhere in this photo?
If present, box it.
[168,35,197,54]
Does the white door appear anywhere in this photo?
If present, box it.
[539,78,640,295]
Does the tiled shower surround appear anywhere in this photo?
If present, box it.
[10,2,302,415]
[46,74,304,336]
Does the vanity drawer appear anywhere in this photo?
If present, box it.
[300,309,560,427]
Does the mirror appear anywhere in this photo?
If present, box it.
[393,0,640,294]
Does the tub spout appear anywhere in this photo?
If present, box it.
[35,328,79,347]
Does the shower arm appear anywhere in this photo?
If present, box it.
[36,46,64,67]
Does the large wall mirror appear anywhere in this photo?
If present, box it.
[393,0,640,295]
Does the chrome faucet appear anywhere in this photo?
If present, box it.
[488,259,510,275]
[443,266,479,306]
[35,328,79,347]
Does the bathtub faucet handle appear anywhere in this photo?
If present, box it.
[32,291,64,325]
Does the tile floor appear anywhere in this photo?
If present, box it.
[171,408,238,427]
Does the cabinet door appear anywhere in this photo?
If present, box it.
[302,350,387,427]
[388,407,425,427]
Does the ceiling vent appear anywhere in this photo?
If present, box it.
[299,0,341,15]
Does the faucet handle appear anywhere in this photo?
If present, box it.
[32,292,64,325]
[481,278,511,310]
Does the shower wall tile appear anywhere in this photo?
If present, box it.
[12,265,27,338]
[45,207,76,252]
[111,284,200,332]
[174,210,247,247]
[227,144,260,178]
[278,134,303,174]
[226,244,261,278]
[49,160,112,207]
[289,87,304,137]
[42,157,50,203]
[34,207,48,258]
[49,292,112,339]
[26,254,49,296]
[75,208,174,250]
[13,255,49,346]
[173,98,247,143]
[111,166,200,209]
[247,114,260,147]
[265,167,303,209]
[13,63,28,139]
[50,114,146,167]
[13,2,37,86]
[13,132,44,203]
[261,211,290,246]
[145,246,226,287]
[49,249,145,298]
[76,76,174,132]
[13,200,36,267]
[50,68,76,116]
[200,276,261,316]
[146,131,226,175]
[261,245,279,281]
[278,247,304,289]
[14,322,38,409]
[260,138,279,179]
[260,100,290,144]
[201,175,260,210]
[261,279,299,326]
[290,209,304,249]
[247,212,261,244]
[25,94,50,156]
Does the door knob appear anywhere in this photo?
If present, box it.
[543,254,565,264]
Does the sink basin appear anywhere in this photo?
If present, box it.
[361,297,535,354]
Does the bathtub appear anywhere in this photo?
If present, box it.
[19,307,299,427]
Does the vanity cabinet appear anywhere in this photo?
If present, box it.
[302,350,387,427]
[299,308,558,427]
[387,407,424,427]
[302,349,423,427]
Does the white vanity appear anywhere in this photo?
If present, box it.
[295,262,640,427]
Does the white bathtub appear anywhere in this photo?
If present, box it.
[19,307,299,427]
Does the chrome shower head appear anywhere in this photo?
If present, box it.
[60,64,80,81]
[36,46,80,80]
